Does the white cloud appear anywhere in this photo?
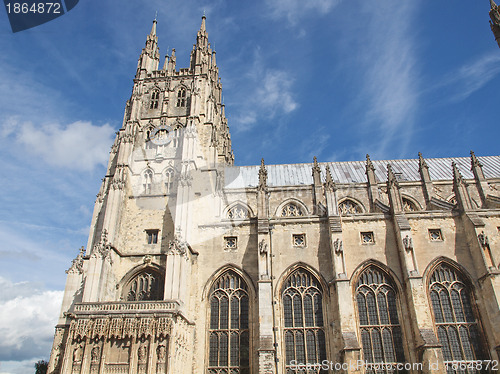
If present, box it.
[266,0,342,24]
[444,53,500,102]
[231,50,299,132]
[1,119,115,171]
[0,277,63,363]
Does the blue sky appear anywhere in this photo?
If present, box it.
[0,0,499,372]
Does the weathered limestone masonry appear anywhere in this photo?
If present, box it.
[49,16,500,374]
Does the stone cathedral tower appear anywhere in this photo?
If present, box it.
[490,0,500,47]
[49,16,500,374]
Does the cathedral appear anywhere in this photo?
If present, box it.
[48,12,500,374]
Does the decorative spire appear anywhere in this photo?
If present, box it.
[150,18,157,36]
[258,158,268,191]
[312,156,322,186]
[325,165,336,191]
[490,0,500,47]
[470,150,483,169]
[418,152,429,172]
[200,13,206,32]
[366,154,375,172]
[387,164,399,189]
[452,162,465,186]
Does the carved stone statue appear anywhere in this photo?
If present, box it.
[91,346,100,362]
[258,239,268,254]
[73,345,83,362]
[138,344,147,362]
[157,344,166,361]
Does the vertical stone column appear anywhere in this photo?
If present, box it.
[453,162,500,354]
[323,165,362,372]
[418,152,434,209]
[387,164,446,374]
[256,159,276,374]
[366,155,381,213]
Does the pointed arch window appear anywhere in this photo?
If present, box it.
[150,90,160,109]
[165,168,175,194]
[282,269,326,372]
[428,263,487,371]
[143,170,153,194]
[125,269,164,301]
[176,88,187,107]
[208,271,250,374]
[355,267,406,372]
[338,199,361,216]
[281,203,304,217]
[402,198,418,212]
[227,204,249,220]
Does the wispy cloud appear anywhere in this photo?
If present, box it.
[440,52,500,102]
[348,1,420,159]
[1,118,114,171]
[265,0,342,24]
[231,51,298,132]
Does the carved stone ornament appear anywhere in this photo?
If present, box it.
[66,246,85,274]
[168,235,188,256]
[143,255,153,265]
[91,346,100,362]
[258,158,268,191]
[333,238,343,254]
[403,235,413,251]
[478,231,490,248]
[92,229,114,263]
[73,344,83,362]
[157,344,166,361]
[138,344,147,362]
[259,239,268,254]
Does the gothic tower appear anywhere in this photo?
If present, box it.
[490,0,500,47]
[48,17,234,374]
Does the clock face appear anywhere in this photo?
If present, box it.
[150,125,173,145]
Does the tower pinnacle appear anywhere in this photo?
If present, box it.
[490,0,500,47]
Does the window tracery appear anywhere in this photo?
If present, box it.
[150,90,160,109]
[208,271,250,374]
[338,199,361,216]
[282,269,326,372]
[165,168,175,194]
[227,204,249,219]
[402,198,417,212]
[143,170,153,194]
[176,88,187,107]
[355,267,406,372]
[281,203,304,217]
[428,264,487,371]
[125,269,164,301]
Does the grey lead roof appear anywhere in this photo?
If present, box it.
[224,155,500,189]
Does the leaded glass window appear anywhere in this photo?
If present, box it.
[281,203,304,217]
[165,168,175,194]
[429,264,487,373]
[143,170,153,194]
[126,269,164,301]
[355,267,406,373]
[176,88,187,107]
[402,198,417,212]
[208,271,250,374]
[227,205,249,219]
[338,199,361,216]
[150,90,160,109]
[282,269,326,373]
